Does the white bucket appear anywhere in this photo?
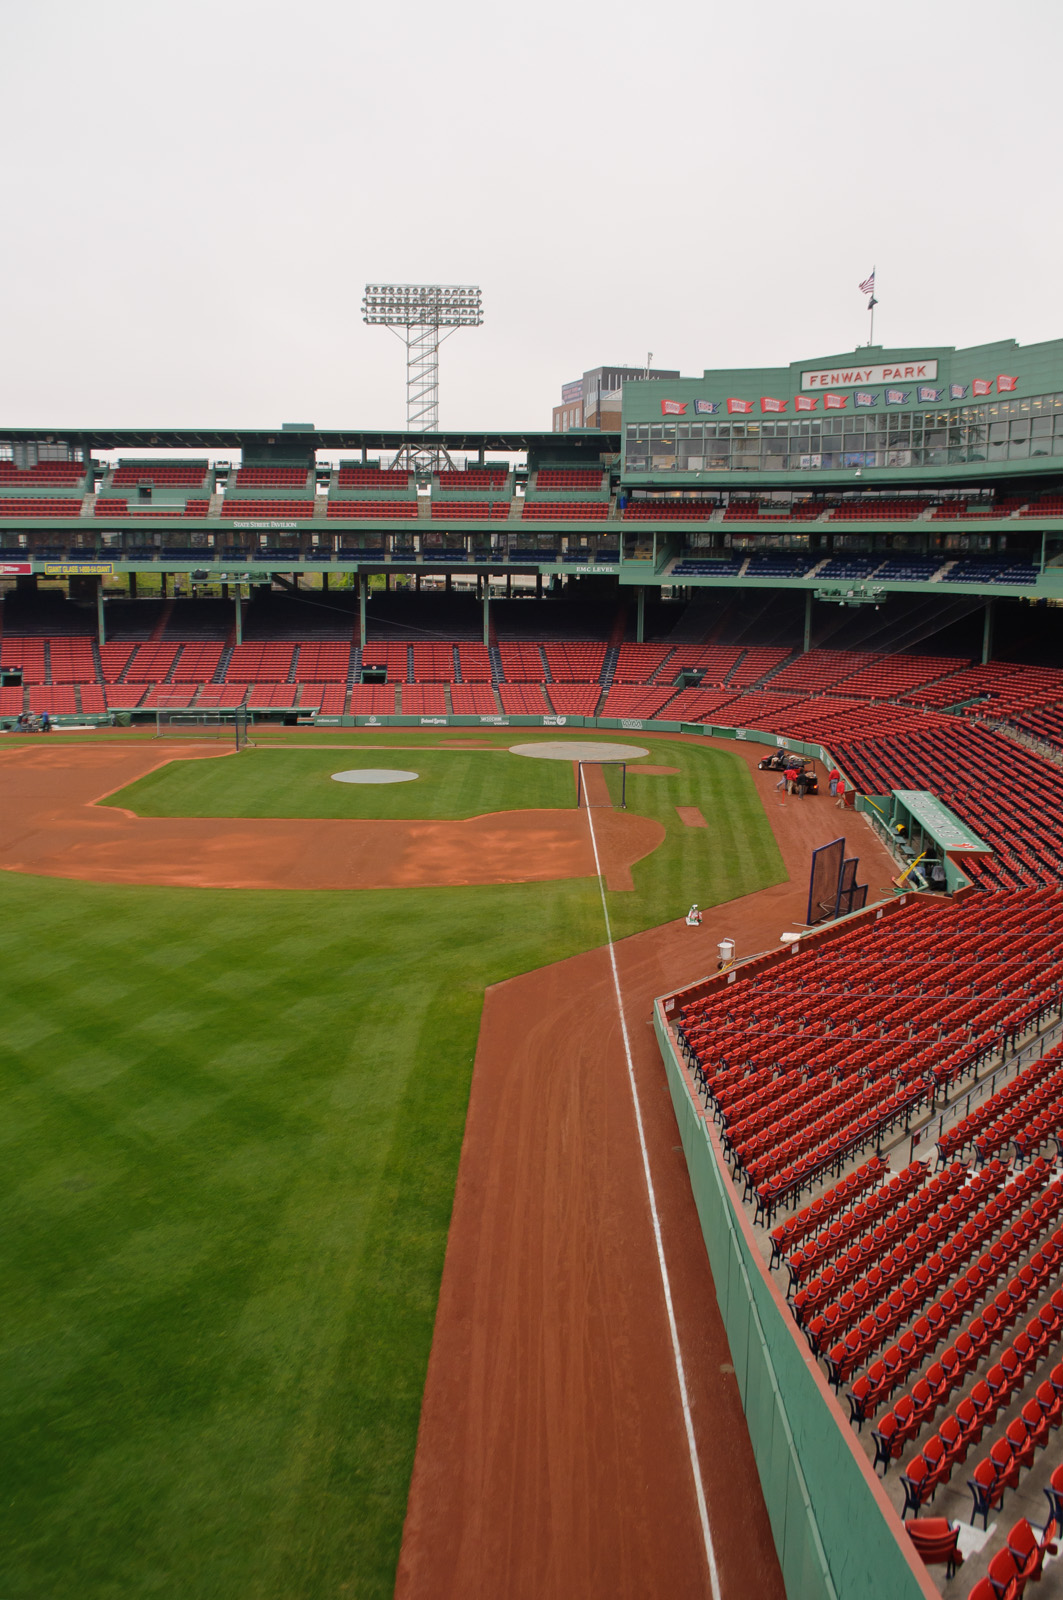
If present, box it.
[718,938,736,964]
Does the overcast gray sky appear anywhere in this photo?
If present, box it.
[1,0,1058,432]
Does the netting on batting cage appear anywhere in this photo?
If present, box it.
[576,761,627,809]
[154,706,251,748]
[806,836,845,926]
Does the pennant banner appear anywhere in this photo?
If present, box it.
[693,399,719,415]
[917,386,943,402]
[854,392,877,408]
[950,383,968,400]
[973,379,994,396]
[660,399,687,415]
[794,394,818,412]
[823,393,847,410]
[997,374,1017,393]
[886,389,910,405]
[727,398,754,415]
[760,396,787,413]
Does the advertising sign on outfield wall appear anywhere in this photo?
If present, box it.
[1,562,32,575]
[43,562,113,576]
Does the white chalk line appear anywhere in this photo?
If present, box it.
[582,778,722,1600]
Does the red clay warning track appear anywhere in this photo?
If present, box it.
[0,743,663,891]
[396,736,900,1600]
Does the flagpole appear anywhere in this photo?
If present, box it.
[869,299,874,347]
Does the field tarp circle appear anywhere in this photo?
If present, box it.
[508,741,649,762]
[330,768,419,784]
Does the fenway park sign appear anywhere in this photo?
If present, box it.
[801,360,938,391]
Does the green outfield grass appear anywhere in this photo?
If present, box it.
[2,732,786,1600]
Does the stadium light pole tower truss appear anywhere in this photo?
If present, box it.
[362,284,483,472]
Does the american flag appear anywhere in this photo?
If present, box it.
[859,270,876,295]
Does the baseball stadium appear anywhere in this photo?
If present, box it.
[6,335,1063,1600]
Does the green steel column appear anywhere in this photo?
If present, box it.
[637,586,645,643]
[803,589,813,653]
[359,573,367,650]
[96,577,106,647]
[483,585,490,647]
[982,598,994,665]
[235,591,243,647]
[1042,530,1047,574]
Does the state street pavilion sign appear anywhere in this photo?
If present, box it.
[801,360,938,391]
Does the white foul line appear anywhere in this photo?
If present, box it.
[582,774,722,1600]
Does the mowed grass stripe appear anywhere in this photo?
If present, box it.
[102,746,576,821]
[1,736,787,1599]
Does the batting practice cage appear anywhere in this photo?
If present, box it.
[806,836,868,925]
[153,706,251,748]
[575,761,627,809]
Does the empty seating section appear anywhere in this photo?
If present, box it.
[410,644,458,681]
[671,559,743,576]
[535,469,605,490]
[224,644,295,682]
[498,684,548,715]
[598,685,679,719]
[315,685,348,715]
[546,685,601,715]
[1020,492,1063,517]
[431,501,509,519]
[401,684,448,715]
[613,644,674,683]
[48,640,96,682]
[543,643,606,681]
[830,499,930,520]
[361,644,410,683]
[0,636,46,681]
[663,688,743,723]
[295,643,352,681]
[521,501,608,520]
[184,500,210,517]
[234,466,311,489]
[174,643,224,682]
[837,655,967,700]
[0,461,85,486]
[945,560,1040,585]
[95,498,129,517]
[328,500,418,518]
[449,684,497,714]
[336,467,412,489]
[99,643,136,682]
[498,643,545,682]
[625,499,714,519]
[437,470,508,490]
[725,647,793,687]
[247,685,299,708]
[769,649,878,694]
[0,498,83,516]
[456,643,493,683]
[111,462,208,488]
[222,500,314,518]
[123,643,180,683]
[673,892,1063,1223]
[667,644,746,684]
[347,685,396,715]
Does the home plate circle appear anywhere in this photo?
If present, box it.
[331,769,419,784]
[509,741,649,761]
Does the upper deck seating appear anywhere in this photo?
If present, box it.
[437,469,508,490]
[224,644,295,682]
[535,469,605,490]
[625,499,714,520]
[221,499,315,518]
[613,644,674,683]
[498,643,545,682]
[233,466,312,490]
[328,500,419,519]
[0,461,85,487]
[456,643,493,683]
[294,642,351,681]
[0,498,83,517]
[111,462,209,488]
[336,467,413,490]
[521,500,608,520]
[431,501,509,519]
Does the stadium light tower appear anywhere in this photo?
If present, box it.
[362,283,483,470]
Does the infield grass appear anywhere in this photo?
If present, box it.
[2,732,785,1600]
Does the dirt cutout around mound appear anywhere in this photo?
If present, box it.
[396,735,901,1600]
[0,743,663,892]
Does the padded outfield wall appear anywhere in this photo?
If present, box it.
[654,953,940,1600]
